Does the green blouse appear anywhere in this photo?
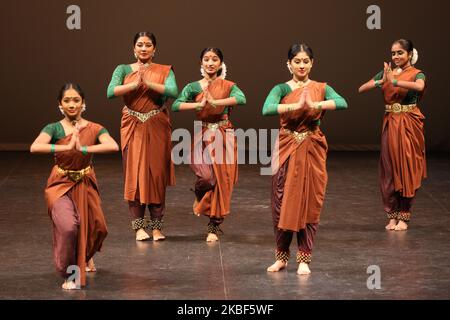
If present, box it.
[41,122,108,144]
[373,71,426,105]
[262,83,348,116]
[107,64,178,100]
[172,81,246,113]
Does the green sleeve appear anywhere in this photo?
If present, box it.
[41,122,65,143]
[416,72,426,81]
[172,83,200,112]
[41,123,55,137]
[229,84,246,105]
[401,73,426,104]
[107,65,131,99]
[96,128,109,139]
[262,84,290,116]
[325,85,348,110]
[373,70,384,81]
[163,69,179,99]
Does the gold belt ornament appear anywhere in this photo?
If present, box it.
[125,106,162,122]
[283,128,313,144]
[202,119,229,131]
[385,103,416,113]
[56,166,91,182]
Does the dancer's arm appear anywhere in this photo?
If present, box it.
[207,84,247,107]
[107,65,138,98]
[76,129,119,154]
[306,85,348,111]
[392,73,426,92]
[30,124,76,153]
[144,69,179,98]
[172,83,205,112]
[262,84,298,116]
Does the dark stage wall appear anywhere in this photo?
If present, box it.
[1,0,449,150]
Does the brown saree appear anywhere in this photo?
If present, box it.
[44,122,108,286]
[191,78,238,219]
[380,67,426,199]
[271,81,328,232]
[120,63,176,204]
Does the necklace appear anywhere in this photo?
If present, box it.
[138,60,151,68]
[293,78,310,88]
[395,64,412,75]
[64,118,81,127]
[204,75,217,85]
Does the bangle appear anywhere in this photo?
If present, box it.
[287,105,296,112]
[392,79,398,87]
[195,104,203,111]
[81,146,88,155]
[374,80,381,88]
[316,102,323,111]
[50,144,55,153]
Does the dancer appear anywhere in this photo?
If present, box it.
[107,32,178,241]
[358,39,426,231]
[172,47,246,242]
[30,83,119,289]
[262,44,347,274]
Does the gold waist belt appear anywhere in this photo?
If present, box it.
[56,165,91,182]
[385,103,416,113]
[125,106,162,122]
[202,119,229,131]
[283,128,313,144]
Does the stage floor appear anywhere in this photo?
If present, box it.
[0,151,449,300]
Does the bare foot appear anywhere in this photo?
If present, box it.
[267,260,287,272]
[193,199,200,216]
[62,280,79,290]
[206,233,219,242]
[297,262,311,275]
[385,219,397,230]
[394,220,408,231]
[152,229,166,241]
[136,228,150,241]
[86,258,97,272]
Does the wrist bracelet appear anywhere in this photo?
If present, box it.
[392,79,398,87]
[195,104,203,111]
[374,80,381,88]
[50,144,55,153]
[316,102,323,111]
[81,146,88,155]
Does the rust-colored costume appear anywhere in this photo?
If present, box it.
[264,79,348,265]
[379,67,426,221]
[44,122,108,286]
[272,81,328,232]
[120,64,176,204]
[190,79,238,224]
